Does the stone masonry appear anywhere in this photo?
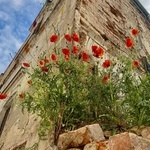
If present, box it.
[0,0,150,149]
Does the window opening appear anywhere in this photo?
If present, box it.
[0,107,10,136]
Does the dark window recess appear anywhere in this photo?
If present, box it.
[0,107,10,136]
[33,20,42,34]
[32,20,37,28]
[141,56,150,72]
[33,24,40,34]
[101,34,109,41]
[47,0,53,3]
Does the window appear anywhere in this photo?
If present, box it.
[0,107,10,136]
[0,93,15,136]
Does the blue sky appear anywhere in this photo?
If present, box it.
[0,0,45,73]
[0,0,150,73]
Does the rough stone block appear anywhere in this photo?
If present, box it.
[57,124,105,150]
[129,132,150,150]
[107,132,131,150]
[84,141,107,150]
[141,126,150,140]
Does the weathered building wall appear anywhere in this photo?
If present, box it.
[76,0,150,58]
[0,0,150,149]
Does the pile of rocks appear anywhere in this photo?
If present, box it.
[57,124,150,150]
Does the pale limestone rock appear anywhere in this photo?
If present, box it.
[84,141,107,150]
[84,141,99,150]
[107,132,131,150]
[57,124,105,150]
[25,132,39,148]
[129,132,150,150]
[141,127,150,140]
[129,126,145,136]
[106,132,150,150]
[88,124,105,141]
[38,140,58,150]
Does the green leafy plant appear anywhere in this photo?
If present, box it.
[18,29,150,143]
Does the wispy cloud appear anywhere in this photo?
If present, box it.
[0,0,45,73]
[139,0,150,13]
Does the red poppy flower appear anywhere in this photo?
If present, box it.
[81,52,89,62]
[62,48,70,56]
[23,62,30,67]
[102,60,112,68]
[44,58,49,63]
[39,60,44,66]
[19,93,24,99]
[41,66,49,72]
[133,60,139,67]
[0,94,7,99]
[64,55,69,61]
[93,47,104,58]
[72,33,79,42]
[92,45,98,53]
[27,80,32,84]
[102,75,109,83]
[72,46,79,54]
[64,34,72,42]
[50,34,58,42]
[126,38,133,48]
[132,28,138,36]
[51,54,57,61]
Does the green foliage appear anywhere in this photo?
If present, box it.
[20,54,150,143]
[19,33,150,143]
[21,58,93,142]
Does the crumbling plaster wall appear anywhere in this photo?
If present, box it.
[76,0,150,58]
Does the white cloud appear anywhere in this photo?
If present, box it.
[0,25,22,49]
[0,25,23,73]
[0,0,43,73]
[11,0,24,10]
[0,0,25,10]
[139,0,150,13]
[0,11,10,21]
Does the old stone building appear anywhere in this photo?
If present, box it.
[0,0,150,149]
